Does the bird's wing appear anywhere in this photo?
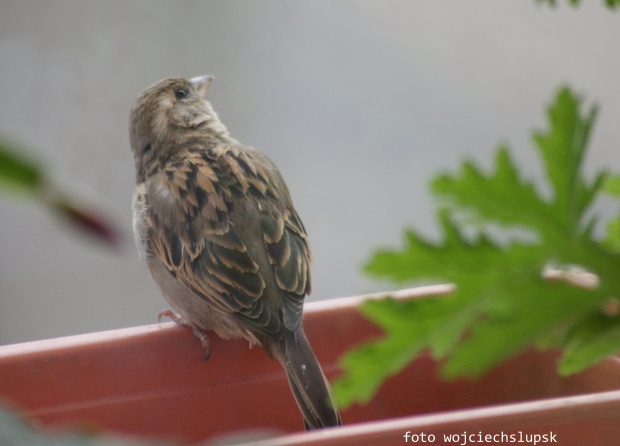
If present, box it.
[145,144,311,336]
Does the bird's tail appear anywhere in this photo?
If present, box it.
[271,329,342,429]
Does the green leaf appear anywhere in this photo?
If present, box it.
[334,86,620,408]
[602,175,620,197]
[334,291,484,407]
[560,310,620,375]
[532,87,598,235]
[603,216,620,250]
[0,138,121,247]
[0,139,43,191]
[334,300,426,407]
[442,277,603,378]
[432,146,559,240]
[366,210,510,282]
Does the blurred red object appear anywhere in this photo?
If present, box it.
[0,285,619,445]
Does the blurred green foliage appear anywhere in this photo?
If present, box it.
[334,87,620,408]
[0,139,120,247]
[0,139,43,191]
[538,0,620,8]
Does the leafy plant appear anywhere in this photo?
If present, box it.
[0,138,120,247]
[333,87,620,408]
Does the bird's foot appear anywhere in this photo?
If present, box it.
[191,326,212,361]
[158,309,189,326]
[158,309,211,360]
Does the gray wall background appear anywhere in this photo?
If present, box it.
[1,1,618,345]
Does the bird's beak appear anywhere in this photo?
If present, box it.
[190,75,214,100]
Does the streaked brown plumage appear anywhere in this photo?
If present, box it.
[129,76,341,429]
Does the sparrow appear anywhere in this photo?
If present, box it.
[129,76,342,430]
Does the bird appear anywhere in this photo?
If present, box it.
[129,75,342,430]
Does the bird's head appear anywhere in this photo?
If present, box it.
[129,75,232,181]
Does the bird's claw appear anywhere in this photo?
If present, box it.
[192,326,212,361]
[158,309,211,360]
[158,309,188,326]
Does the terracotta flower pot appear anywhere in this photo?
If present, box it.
[1,285,620,445]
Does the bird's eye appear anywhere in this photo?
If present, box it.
[175,88,187,99]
